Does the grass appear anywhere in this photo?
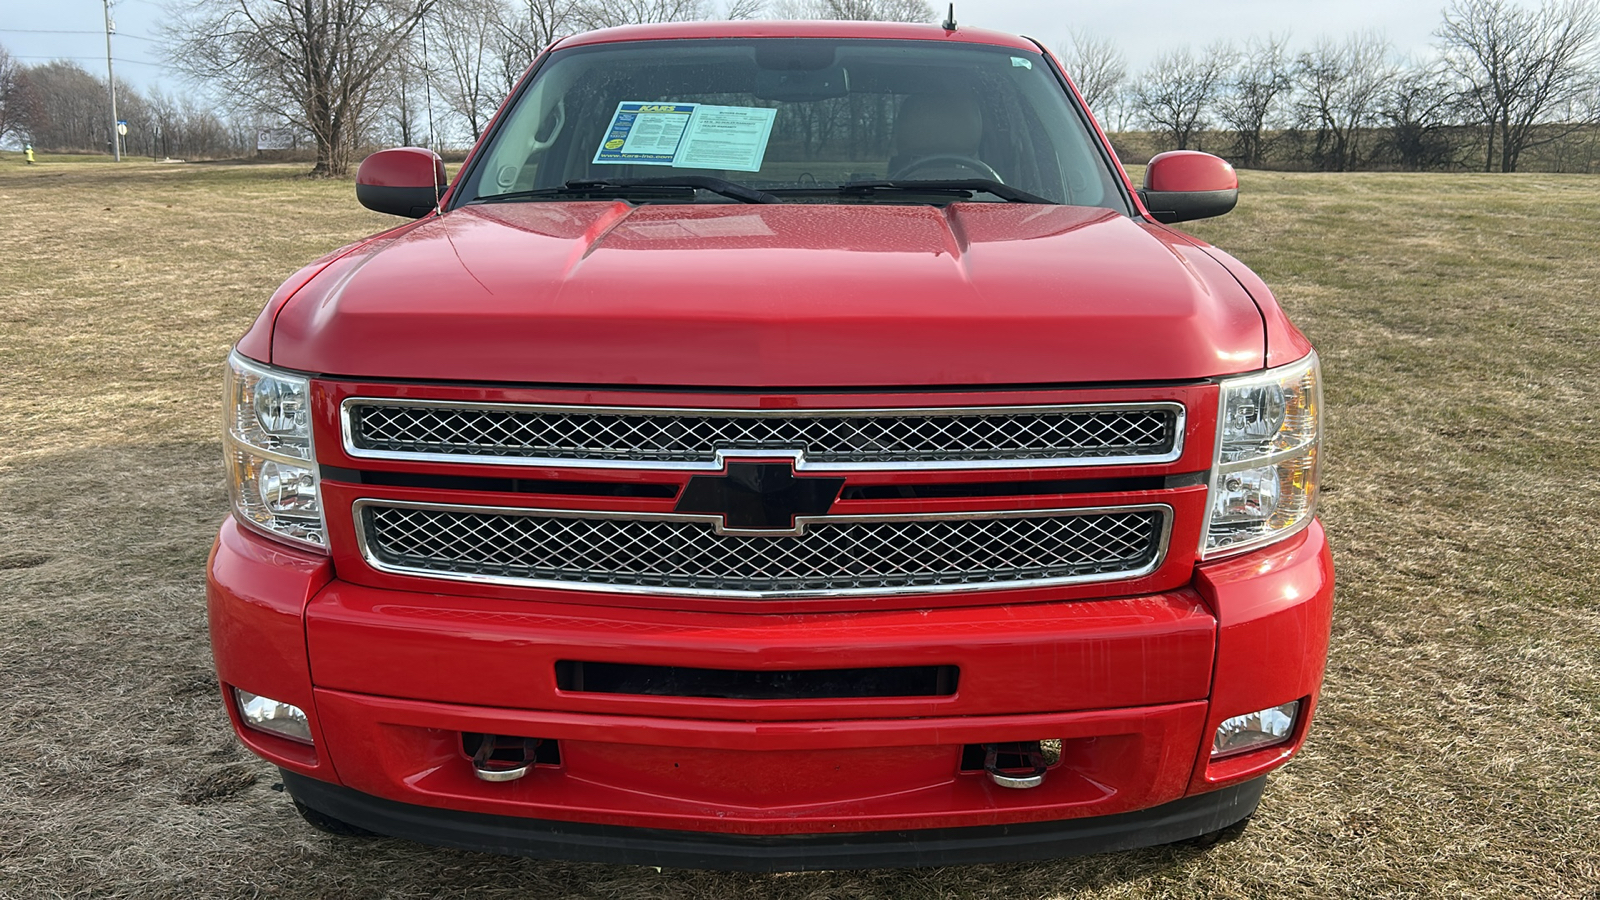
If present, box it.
[1,155,1598,899]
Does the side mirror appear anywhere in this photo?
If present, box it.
[1139,151,1238,224]
[356,148,448,218]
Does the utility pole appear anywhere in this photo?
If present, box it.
[103,0,121,161]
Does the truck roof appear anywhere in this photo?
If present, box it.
[556,20,1044,53]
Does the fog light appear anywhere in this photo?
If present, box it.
[234,688,313,744]
[1212,700,1299,758]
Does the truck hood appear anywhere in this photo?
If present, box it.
[270,202,1265,387]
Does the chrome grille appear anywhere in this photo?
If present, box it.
[357,501,1170,598]
[344,401,1183,469]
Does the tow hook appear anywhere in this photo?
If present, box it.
[470,734,543,783]
[983,741,1048,789]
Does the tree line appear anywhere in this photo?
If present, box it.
[1063,0,1600,173]
[151,0,932,175]
[3,0,1596,175]
[0,46,252,159]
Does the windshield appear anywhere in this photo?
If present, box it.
[456,38,1127,210]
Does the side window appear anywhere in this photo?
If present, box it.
[477,78,576,194]
[1011,67,1110,207]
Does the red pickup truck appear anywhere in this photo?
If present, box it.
[210,20,1331,870]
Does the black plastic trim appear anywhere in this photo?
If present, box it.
[555,661,959,699]
[320,466,680,499]
[356,183,442,219]
[280,771,1267,872]
[842,472,1204,501]
[1138,188,1239,224]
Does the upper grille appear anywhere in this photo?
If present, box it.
[343,401,1184,470]
[356,501,1170,599]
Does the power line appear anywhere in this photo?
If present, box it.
[12,55,163,67]
[0,28,158,43]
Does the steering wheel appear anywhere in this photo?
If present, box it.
[890,154,1004,183]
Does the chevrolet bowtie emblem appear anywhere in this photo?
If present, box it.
[674,462,845,533]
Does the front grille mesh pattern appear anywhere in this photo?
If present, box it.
[362,505,1165,596]
[348,404,1178,465]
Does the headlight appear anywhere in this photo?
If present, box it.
[1202,352,1321,558]
[225,352,326,550]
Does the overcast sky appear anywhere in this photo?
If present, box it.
[1,0,1449,96]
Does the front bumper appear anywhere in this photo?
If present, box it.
[280,768,1268,871]
[208,516,1333,859]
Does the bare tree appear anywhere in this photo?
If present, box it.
[1378,60,1467,170]
[144,88,251,159]
[769,0,932,20]
[1294,32,1393,171]
[165,0,436,176]
[9,61,131,152]
[1438,0,1600,172]
[1217,34,1292,168]
[1544,78,1600,169]
[1056,28,1126,128]
[577,0,711,28]
[0,45,21,145]
[493,0,584,92]
[489,0,750,100]
[1130,42,1236,151]
[381,32,431,146]
[432,0,502,139]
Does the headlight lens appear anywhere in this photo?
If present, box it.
[1202,353,1321,558]
[225,352,326,550]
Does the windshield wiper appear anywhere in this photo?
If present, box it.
[472,176,779,205]
[834,180,1054,204]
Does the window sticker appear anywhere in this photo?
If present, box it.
[594,102,778,172]
[1011,57,1033,70]
[594,102,696,166]
[674,106,778,171]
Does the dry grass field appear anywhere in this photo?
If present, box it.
[1,153,1597,899]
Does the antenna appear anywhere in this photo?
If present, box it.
[942,3,957,31]
[419,12,438,153]
[418,9,443,215]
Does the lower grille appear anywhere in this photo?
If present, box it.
[555,662,959,699]
[356,501,1170,599]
